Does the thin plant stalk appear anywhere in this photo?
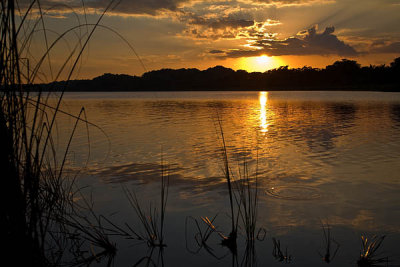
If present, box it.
[216,115,238,251]
[123,160,169,247]
[1,1,121,265]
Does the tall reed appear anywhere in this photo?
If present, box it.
[214,115,261,253]
[216,116,238,251]
[123,161,169,247]
[1,0,118,265]
[318,222,340,263]
[236,154,259,242]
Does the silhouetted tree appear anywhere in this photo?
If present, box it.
[390,57,400,70]
[39,57,400,92]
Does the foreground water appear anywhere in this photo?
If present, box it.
[56,91,400,266]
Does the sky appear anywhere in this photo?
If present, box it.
[19,0,400,80]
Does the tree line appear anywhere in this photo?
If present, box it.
[45,57,400,91]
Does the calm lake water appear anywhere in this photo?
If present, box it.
[56,91,400,266]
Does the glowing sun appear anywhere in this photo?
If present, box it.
[237,55,282,72]
[256,55,271,65]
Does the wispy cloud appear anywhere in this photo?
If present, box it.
[18,0,191,16]
[178,11,256,39]
[87,0,189,15]
[240,0,335,7]
[370,41,400,54]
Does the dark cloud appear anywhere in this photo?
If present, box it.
[179,11,255,39]
[371,42,400,54]
[185,12,254,29]
[219,26,358,58]
[251,0,332,6]
[88,0,189,16]
[209,49,225,54]
[208,19,254,29]
[19,0,190,16]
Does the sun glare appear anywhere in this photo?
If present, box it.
[238,55,282,72]
[259,91,269,133]
[256,55,270,65]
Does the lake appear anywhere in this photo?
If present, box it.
[56,91,400,266]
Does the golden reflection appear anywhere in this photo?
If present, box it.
[259,91,269,133]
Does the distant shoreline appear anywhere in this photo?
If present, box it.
[23,57,400,93]
[35,84,400,92]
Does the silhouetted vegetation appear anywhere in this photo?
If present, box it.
[123,162,169,248]
[41,57,400,92]
[357,235,388,267]
[318,223,340,264]
[272,237,292,264]
[1,0,124,266]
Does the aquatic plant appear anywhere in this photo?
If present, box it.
[236,156,259,242]
[238,240,257,267]
[186,214,219,251]
[60,190,122,266]
[216,116,239,252]
[186,113,264,261]
[185,213,232,260]
[215,115,262,248]
[132,248,160,267]
[123,162,169,247]
[357,235,388,267]
[0,0,124,265]
[318,222,340,263]
[272,237,292,264]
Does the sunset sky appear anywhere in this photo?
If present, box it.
[21,0,400,80]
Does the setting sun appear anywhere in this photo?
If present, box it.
[256,55,271,65]
[238,55,282,72]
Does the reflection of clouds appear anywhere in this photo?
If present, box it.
[323,209,400,232]
[274,102,357,154]
[259,180,400,233]
[88,161,227,190]
[329,103,357,125]
[339,210,376,229]
[391,104,400,125]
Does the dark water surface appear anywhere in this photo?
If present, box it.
[57,91,400,266]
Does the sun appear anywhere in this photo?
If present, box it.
[256,55,271,65]
[237,55,283,72]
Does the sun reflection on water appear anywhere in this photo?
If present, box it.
[259,91,269,133]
